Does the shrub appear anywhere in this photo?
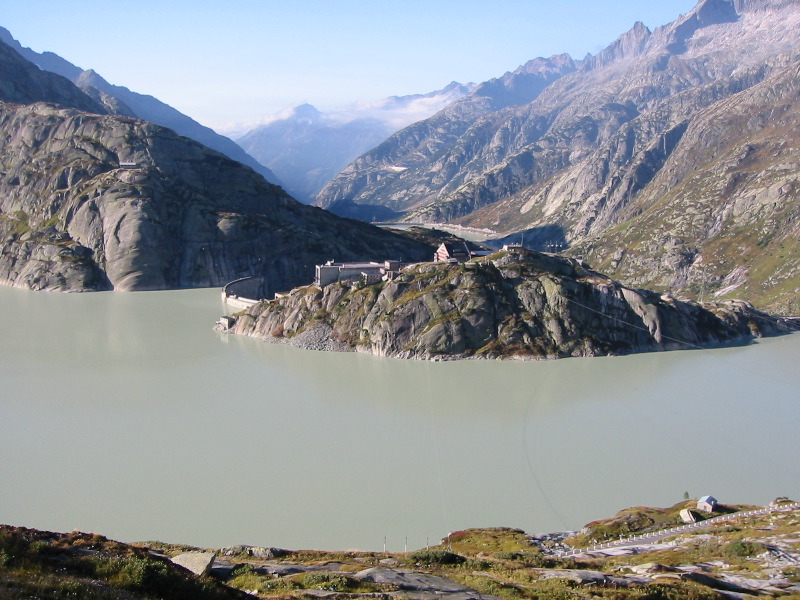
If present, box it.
[493,550,556,568]
[299,572,353,591]
[408,549,466,566]
[0,530,29,566]
[722,540,764,558]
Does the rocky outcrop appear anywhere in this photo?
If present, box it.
[231,249,791,360]
[353,567,490,596]
[314,0,800,313]
[171,552,217,576]
[0,101,431,291]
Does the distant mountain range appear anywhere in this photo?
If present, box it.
[315,0,800,313]
[235,83,474,203]
[0,26,281,186]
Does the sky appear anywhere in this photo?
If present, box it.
[2,1,698,133]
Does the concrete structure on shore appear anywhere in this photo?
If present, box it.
[221,276,265,310]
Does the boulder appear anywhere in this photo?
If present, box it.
[170,551,216,576]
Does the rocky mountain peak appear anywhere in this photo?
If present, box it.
[313,0,800,313]
[473,53,578,109]
[665,0,739,53]
[0,39,106,114]
[0,27,282,185]
[289,102,323,124]
[583,20,653,69]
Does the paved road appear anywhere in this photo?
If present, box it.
[562,502,800,558]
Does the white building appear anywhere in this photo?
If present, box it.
[697,495,718,512]
[315,260,402,287]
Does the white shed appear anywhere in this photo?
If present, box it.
[697,495,718,512]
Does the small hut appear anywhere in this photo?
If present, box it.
[697,495,718,513]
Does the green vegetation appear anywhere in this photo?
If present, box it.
[722,539,764,558]
[0,527,245,600]
[568,504,689,546]
[566,501,750,547]
[407,548,466,566]
[2,501,798,600]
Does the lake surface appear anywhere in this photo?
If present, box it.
[1,285,798,552]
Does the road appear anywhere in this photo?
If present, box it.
[562,502,800,558]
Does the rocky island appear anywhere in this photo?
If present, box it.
[229,248,795,360]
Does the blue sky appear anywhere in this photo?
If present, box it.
[3,1,697,132]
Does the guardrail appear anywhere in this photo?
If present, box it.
[561,502,800,558]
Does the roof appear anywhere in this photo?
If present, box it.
[438,242,470,254]
[698,495,717,503]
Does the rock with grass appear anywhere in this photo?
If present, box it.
[232,248,795,360]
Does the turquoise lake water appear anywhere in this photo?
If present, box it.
[1,285,798,551]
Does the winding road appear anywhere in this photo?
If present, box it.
[562,502,800,558]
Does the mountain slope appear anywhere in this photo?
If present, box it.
[0,102,432,292]
[315,54,578,215]
[315,0,800,313]
[0,27,281,186]
[0,44,432,292]
[0,38,105,114]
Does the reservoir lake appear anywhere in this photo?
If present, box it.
[1,285,798,552]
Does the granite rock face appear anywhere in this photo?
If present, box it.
[0,33,435,292]
[232,249,792,360]
[170,552,217,577]
[0,102,430,291]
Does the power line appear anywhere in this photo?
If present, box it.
[522,391,570,531]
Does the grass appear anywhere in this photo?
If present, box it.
[440,527,536,555]
[3,500,798,600]
[0,527,246,600]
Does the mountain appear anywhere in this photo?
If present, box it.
[231,248,793,360]
[0,38,105,114]
[314,53,578,217]
[236,104,394,203]
[0,27,281,186]
[0,40,432,292]
[315,0,800,313]
[234,83,474,203]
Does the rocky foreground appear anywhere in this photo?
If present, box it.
[230,248,796,360]
[2,499,798,599]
